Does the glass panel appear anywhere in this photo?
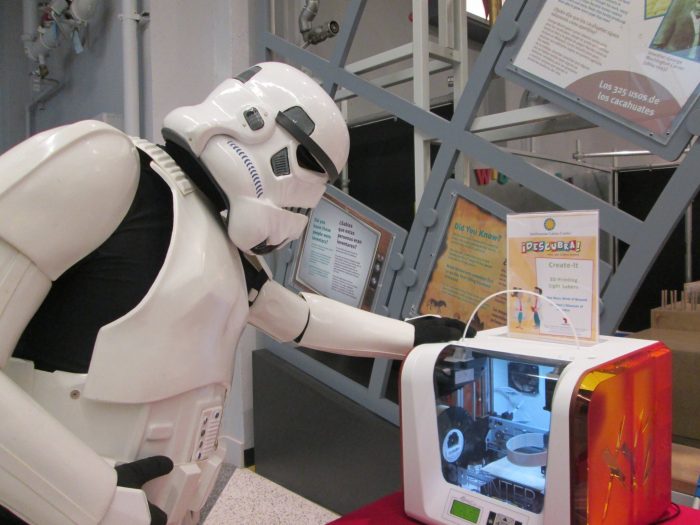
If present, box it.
[434,345,563,514]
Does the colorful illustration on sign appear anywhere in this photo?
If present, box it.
[419,197,507,329]
[646,0,673,19]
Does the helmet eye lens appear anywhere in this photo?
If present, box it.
[275,109,339,183]
[296,145,324,173]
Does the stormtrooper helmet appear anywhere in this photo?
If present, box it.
[162,61,350,254]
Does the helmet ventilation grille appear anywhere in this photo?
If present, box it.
[271,148,290,176]
[284,207,310,216]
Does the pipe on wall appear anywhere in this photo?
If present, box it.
[25,78,62,138]
[299,0,320,33]
[21,0,38,43]
[121,0,140,136]
[70,0,98,23]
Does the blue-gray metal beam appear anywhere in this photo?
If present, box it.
[368,358,392,399]
[252,0,272,63]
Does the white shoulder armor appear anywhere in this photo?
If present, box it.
[0,121,139,366]
[0,120,139,280]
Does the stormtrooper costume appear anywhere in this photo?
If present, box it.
[0,62,466,525]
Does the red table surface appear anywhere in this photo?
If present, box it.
[328,492,700,525]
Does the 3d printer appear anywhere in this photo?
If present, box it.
[401,327,671,525]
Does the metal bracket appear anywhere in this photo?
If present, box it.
[119,12,150,26]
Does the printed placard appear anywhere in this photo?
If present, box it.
[418,197,507,330]
[293,193,396,311]
[507,211,599,343]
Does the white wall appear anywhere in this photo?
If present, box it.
[0,2,32,153]
[0,0,252,141]
[142,0,249,142]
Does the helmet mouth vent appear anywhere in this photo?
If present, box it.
[271,147,290,176]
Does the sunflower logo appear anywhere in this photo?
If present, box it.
[544,218,556,231]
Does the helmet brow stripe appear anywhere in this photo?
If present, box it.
[234,65,262,83]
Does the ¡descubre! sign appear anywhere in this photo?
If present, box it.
[507,210,599,344]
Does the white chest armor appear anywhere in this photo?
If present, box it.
[6,139,249,524]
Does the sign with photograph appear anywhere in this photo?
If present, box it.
[510,0,700,138]
[418,197,507,330]
[507,211,599,343]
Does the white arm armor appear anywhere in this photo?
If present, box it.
[248,280,415,359]
[0,372,152,525]
[0,121,150,524]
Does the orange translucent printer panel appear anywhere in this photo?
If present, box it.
[570,343,671,525]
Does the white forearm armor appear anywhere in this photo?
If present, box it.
[0,373,153,525]
[0,371,116,524]
[248,279,416,359]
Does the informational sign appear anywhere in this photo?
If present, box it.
[418,197,507,330]
[507,211,599,343]
[294,194,391,310]
[510,0,700,138]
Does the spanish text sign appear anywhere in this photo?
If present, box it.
[512,0,700,137]
[295,197,380,309]
[507,211,599,343]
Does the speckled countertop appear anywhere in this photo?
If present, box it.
[204,468,340,525]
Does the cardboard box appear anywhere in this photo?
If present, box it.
[651,308,700,331]
[671,443,700,495]
[635,328,700,445]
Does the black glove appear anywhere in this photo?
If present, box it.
[0,506,27,525]
[407,315,475,346]
[115,456,174,525]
